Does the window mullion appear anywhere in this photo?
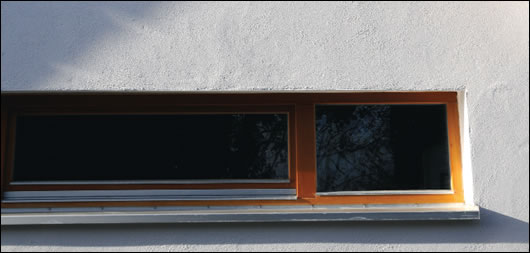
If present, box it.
[295,103,317,199]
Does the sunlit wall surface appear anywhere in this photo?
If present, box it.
[1,2,528,252]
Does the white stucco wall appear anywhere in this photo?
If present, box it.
[1,1,528,252]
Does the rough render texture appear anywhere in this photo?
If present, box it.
[1,1,528,252]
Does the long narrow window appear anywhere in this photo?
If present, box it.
[0,92,464,208]
[14,114,289,182]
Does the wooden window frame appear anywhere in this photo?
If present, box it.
[0,92,464,209]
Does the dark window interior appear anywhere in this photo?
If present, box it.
[316,104,451,192]
[13,114,289,181]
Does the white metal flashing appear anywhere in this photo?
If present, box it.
[1,203,480,225]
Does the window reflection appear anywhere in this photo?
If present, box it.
[14,114,289,181]
[316,105,451,192]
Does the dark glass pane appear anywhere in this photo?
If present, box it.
[316,105,451,192]
[13,114,288,181]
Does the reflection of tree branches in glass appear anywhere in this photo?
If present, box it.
[316,106,395,192]
[228,114,288,179]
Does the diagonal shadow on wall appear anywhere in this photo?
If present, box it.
[1,208,528,246]
[1,1,164,90]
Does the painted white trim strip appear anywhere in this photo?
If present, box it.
[1,204,480,225]
[3,189,296,203]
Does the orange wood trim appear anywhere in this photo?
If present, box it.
[446,102,465,202]
[295,104,317,198]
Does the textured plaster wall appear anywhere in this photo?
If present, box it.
[1,1,529,252]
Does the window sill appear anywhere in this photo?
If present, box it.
[1,203,479,225]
